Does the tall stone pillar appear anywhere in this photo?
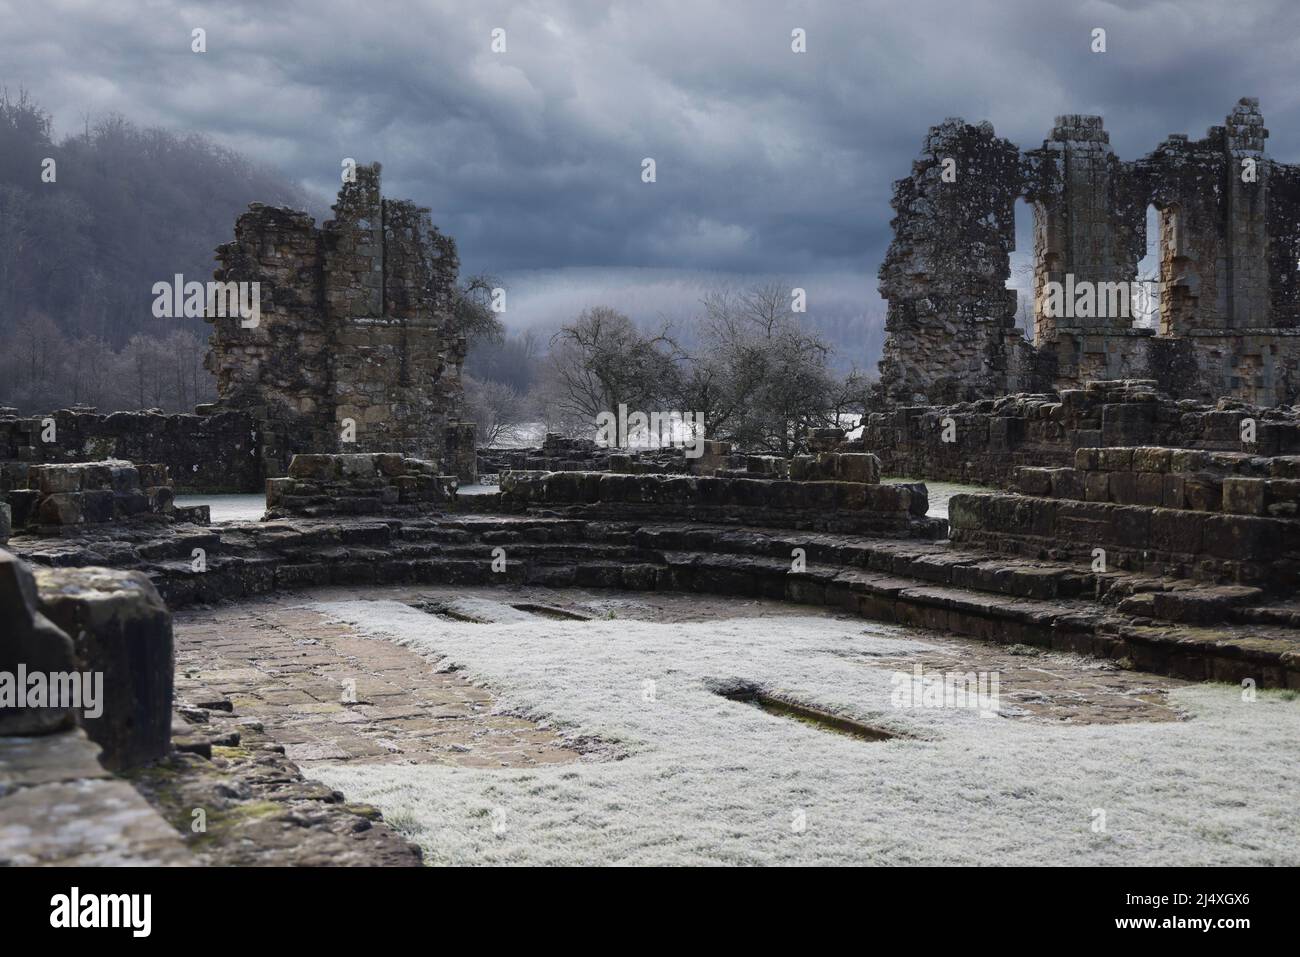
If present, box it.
[876,119,1025,405]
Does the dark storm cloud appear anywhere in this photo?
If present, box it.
[4,0,1300,320]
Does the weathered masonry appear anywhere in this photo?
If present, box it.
[205,162,471,479]
[0,164,475,492]
[878,98,1300,407]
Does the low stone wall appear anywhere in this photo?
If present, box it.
[478,432,689,476]
[1015,447,1300,516]
[4,461,206,534]
[498,469,938,535]
[949,491,1299,590]
[860,380,1300,486]
[266,453,458,518]
[0,408,262,493]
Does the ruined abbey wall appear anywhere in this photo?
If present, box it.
[207,163,469,478]
[878,98,1300,407]
[0,165,474,496]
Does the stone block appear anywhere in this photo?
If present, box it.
[1110,471,1164,507]
[1222,477,1267,515]
[1015,467,1053,497]
[29,465,83,496]
[1161,473,1186,509]
[1084,471,1110,502]
[1169,449,1211,473]
[1201,514,1284,561]
[136,464,169,487]
[338,453,377,479]
[1097,448,1133,471]
[1149,509,1204,555]
[376,453,406,477]
[34,566,173,770]
[1269,456,1300,479]
[1048,468,1084,500]
[1183,473,1222,512]
[836,453,881,484]
[266,477,293,507]
[81,490,116,524]
[288,454,335,479]
[38,492,83,525]
[1074,448,1102,471]
[1132,447,1173,472]
[0,550,79,736]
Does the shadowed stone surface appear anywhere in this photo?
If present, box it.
[33,566,174,770]
[0,548,78,736]
[878,99,1300,406]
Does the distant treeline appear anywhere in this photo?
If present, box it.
[0,87,314,411]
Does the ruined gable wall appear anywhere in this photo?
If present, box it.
[207,204,333,479]
[206,163,469,476]
[325,170,464,462]
[877,98,1300,407]
[876,120,1028,405]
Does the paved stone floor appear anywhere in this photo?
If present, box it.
[172,583,1187,782]
[157,584,1200,865]
[174,591,588,771]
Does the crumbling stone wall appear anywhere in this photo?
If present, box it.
[498,469,938,536]
[207,163,470,477]
[879,98,1300,406]
[266,452,457,519]
[858,380,1300,487]
[0,408,260,493]
[877,120,1031,404]
[5,461,207,533]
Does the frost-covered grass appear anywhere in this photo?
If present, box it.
[308,598,1300,866]
[881,478,992,519]
[174,493,265,523]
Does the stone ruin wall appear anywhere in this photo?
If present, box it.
[0,164,475,496]
[856,380,1300,488]
[877,98,1300,408]
[0,408,261,495]
[206,162,472,480]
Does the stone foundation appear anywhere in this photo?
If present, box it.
[0,407,261,493]
[861,381,1300,486]
[3,460,206,534]
[949,490,1299,590]
[266,453,458,518]
[498,469,936,536]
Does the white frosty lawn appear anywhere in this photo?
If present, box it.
[309,598,1300,866]
[174,493,265,523]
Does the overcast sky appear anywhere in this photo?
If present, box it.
[4,0,1300,346]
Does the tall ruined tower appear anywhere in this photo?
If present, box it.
[205,164,468,477]
[1024,114,1149,387]
[876,119,1028,405]
[875,98,1300,407]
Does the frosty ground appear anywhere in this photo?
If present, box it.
[302,595,1300,867]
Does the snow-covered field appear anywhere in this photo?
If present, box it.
[882,478,990,520]
[309,597,1300,866]
[175,493,265,523]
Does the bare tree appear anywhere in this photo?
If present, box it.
[542,306,681,425]
[463,373,526,446]
[679,283,846,454]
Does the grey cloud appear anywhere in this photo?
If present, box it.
[4,0,1299,295]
